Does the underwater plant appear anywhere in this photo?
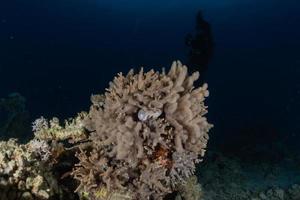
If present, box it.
[0,61,213,200]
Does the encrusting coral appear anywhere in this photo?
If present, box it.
[0,61,213,200]
[73,60,213,199]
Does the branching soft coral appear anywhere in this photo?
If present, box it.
[73,61,213,199]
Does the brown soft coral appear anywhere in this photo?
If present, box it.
[73,61,213,199]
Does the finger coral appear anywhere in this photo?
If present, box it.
[73,61,213,199]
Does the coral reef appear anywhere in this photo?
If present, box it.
[72,60,212,199]
[0,61,212,200]
[32,112,88,143]
[0,139,63,199]
[0,61,299,200]
[0,110,88,199]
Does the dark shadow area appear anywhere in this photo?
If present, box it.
[219,123,289,164]
[0,93,30,142]
[185,10,214,83]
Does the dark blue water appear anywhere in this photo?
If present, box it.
[0,0,299,152]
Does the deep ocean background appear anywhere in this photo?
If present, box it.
[0,0,299,155]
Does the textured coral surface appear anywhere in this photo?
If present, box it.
[73,61,212,199]
[0,139,63,200]
[0,61,213,200]
[1,61,300,200]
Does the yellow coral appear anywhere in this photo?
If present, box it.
[94,187,108,199]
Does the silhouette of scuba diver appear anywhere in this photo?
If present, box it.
[185,11,214,79]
